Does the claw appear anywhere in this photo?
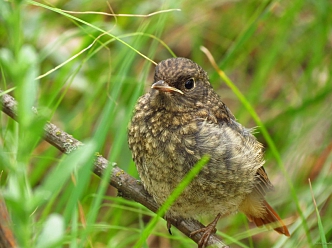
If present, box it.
[166,217,172,235]
[190,213,221,248]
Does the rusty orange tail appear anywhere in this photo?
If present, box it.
[247,200,290,236]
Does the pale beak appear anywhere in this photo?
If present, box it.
[151,80,184,95]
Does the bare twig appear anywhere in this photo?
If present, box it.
[0,90,228,248]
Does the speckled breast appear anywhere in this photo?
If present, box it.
[128,97,261,217]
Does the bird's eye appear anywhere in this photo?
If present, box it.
[184,78,195,90]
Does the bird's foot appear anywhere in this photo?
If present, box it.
[190,213,221,248]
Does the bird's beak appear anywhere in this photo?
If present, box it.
[151,80,184,95]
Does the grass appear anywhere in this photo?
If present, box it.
[1,0,332,247]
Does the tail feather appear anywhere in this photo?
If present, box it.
[247,200,290,237]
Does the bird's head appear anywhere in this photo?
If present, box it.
[150,57,212,111]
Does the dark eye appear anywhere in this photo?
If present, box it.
[184,78,195,90]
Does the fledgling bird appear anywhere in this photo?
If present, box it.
[128,57,290,247]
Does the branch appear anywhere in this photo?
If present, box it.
[0,90,228,248]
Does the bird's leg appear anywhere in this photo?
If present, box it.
[166,217,172,235]
[190,213,221,248]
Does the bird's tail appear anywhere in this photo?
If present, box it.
[246,200,290,237]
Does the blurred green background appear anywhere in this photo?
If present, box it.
[1,0,331,247]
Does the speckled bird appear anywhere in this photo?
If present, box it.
[128,57,290,247]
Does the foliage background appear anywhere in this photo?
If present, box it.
[1,0,332,247]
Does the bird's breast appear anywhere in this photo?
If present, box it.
[128,98,263,217]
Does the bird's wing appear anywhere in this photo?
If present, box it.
[254,166,275,196]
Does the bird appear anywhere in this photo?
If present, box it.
[127,57,290,247]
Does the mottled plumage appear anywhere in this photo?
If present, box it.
[128,58,289,246]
